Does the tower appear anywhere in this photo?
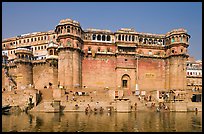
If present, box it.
[45,41,59,89]
[165,29,190,91]
[14,47,33,90]
[55,18,83,90]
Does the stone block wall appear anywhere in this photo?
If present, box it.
[33,62,57,90]
[82,54,116,90]
[138,58,166,91]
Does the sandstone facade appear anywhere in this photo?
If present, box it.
[2,18,191,95]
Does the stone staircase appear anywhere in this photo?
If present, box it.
[125,95,157,111]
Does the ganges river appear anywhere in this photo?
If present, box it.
[2,111,202,132]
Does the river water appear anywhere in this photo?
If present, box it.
[2,111,202,132]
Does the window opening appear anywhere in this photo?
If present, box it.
[97,35,101,40]
[107,35,111,41]
[92,34,96,40]
[122,80,127,88]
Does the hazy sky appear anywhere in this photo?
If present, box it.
[2,2,202,60]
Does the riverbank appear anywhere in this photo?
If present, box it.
[2,88,202,114]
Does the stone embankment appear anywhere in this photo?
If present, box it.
[2,88,202,113]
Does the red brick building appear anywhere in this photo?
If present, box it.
[2,18,191,96]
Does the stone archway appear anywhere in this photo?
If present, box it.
[121,74,131,96]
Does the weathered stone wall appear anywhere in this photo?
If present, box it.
[116,55,136,92]
[2,66,17,91]
[73,50,82,88]
[58,49,73,90]
[82,54,116,90]
[168,56,187,90]
[138,58,166,92]
[33,62,57,90]
[16,62,33,90]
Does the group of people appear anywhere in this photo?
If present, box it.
[85,103,104,113]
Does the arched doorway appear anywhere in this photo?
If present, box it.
[121,74,131,96]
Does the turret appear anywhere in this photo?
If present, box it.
[55,18,83,90]
[45,41,59,88]
[165,28,190,91]
[14,47,33,90]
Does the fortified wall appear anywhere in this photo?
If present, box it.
[2,18,190,96]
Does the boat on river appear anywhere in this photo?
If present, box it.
[2,105,11,115]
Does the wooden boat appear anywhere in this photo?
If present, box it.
[2,105,11,114]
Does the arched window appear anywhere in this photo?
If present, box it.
[44,36,46,40]
[73,27,77,34]
[24,40,26,43]
[88,46,91,51]
[139,38,143,42]
[132,36,135,41]
[121,74,130,88]
[172,50,174,53]
[107,47,110,52]
[98,47,101,52]
[144,38,147,44]
[107,35,111,41]
[78,29,80,35]
[50,50,53,55]
[125,35,128,41]
[67,41,71,46]
[67,26,70,33]
[97,35,101,40]
[180,36,183,42]
[35,38,37,41]
[102,35,106,41]
[149,39,152,44]
[27,39,29,42]
[129,36,131,41]
[31,38,33,42]
[38,46,40,50]
[154,39,157,44]
[122,35,124,41]
[186,37,189,42]
[22,55,24,59]
[92,34,96,40]
[41,37,43,40]
[41,46,43,49]
[158,39,162,45]
[118,35,121,41]
[171,37,175,43]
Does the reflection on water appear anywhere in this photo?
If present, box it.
[2,111,202,132]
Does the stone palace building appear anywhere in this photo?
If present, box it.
[2,18,191,96]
